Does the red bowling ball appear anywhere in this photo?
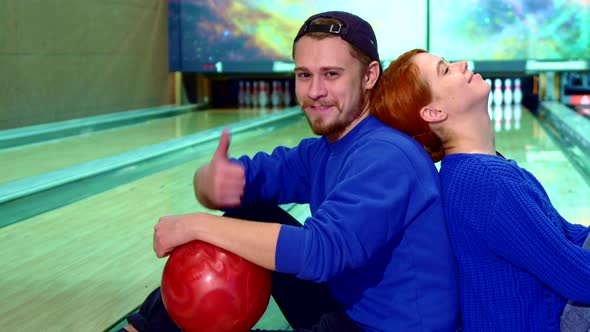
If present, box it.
[161,240,272,332]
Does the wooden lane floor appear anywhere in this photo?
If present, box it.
[1,107,588,331]
[0,116,314,332]
[489,104,590,226]
[0,108,287,185]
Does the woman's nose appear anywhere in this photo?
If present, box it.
[459,61,468,73]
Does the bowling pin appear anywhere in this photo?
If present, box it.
[238,81,246,108]
[493,104,503,132]
[503,104,512,131]
[283,80,292,107]
[514,104,522,130]
[486,78,493,109]
[259,81,268,108]
[513,78,523,104]
[271,80,282,108]
[503,79,513,105]
[245,81,252,107]
[493,78,503,106]
[252,81,259,108]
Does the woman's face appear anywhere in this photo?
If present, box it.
[413,52,490,114]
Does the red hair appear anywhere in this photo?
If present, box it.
[370,49,444,162]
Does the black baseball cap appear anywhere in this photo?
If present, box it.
[294,11,380,65]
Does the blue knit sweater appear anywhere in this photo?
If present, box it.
[237,115,459,332]
[440,153,590,332]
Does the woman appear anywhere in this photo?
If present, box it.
[370,48,590,331]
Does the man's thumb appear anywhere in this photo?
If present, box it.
[213,128,231,161]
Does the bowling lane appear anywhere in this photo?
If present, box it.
[1,106,588,332]
[490,104,590,225]
[0,116,314,332]
[0,108,281,185]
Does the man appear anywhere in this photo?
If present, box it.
[123,11,459,332]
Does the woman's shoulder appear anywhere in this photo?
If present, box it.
[439,153,530,195]
[440,154,547,201]
[441,153,522,176]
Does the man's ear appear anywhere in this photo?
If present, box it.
[420,106,448,123]
[364,61,381,90]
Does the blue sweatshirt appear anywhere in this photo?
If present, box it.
[237,115,459,332]
[440,153,590,332]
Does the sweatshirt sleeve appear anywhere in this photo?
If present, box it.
[276,140,433,282]
[236,138,318,205]
[485,177,590,303]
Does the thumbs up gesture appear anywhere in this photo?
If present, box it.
[194,128,246,209]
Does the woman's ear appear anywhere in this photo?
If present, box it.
[364,61,381,90]
[420,106,448,123]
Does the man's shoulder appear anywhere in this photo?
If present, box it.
[356,117,430,159]
[294,136,325,151]
[362,115,419,142]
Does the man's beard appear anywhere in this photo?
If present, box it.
[302,88,366,137]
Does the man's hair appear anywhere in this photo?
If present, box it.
[291,17,372,69]
[292,11,380,76]
[370,49,445,162]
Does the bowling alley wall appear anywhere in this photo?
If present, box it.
[171,0,590,111]
[1,1,589,129]
[0,1,170,130]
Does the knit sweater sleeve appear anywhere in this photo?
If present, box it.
[560,215,590,246]
[522,168,590,246]
[485,174,590,303]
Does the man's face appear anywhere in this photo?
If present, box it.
[294,36,368,142]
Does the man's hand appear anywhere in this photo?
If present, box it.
[153,214,200,258]
[194,128,246,209]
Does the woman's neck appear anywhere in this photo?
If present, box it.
[442,112,496,156]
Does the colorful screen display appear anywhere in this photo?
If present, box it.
[430,0,590,61]
[169,0,590,72]
[168,0,426,72]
